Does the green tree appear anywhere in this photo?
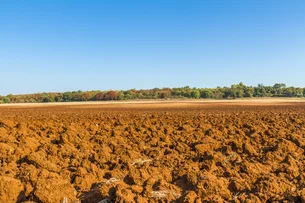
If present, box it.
[190,89,200,99]
[254,84,267,97]
[212,89,224,99]
[283,87,294,97]
[54,94,63,102]
[244,87,254,97]
[62,92,72,102]
[124,90,135,100]
[223,88,236,99]
[118,91,125,100]
[295,88,303,97]
[41,93,51,103]
[0,96,10,103]
[200,89,213,98]
[273,83,286,90]
[4,96,10,103]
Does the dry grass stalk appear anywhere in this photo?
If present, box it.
[62,197,68,203]
[131,158,153,166]
[151,190,181,199]
[105,177,120,185]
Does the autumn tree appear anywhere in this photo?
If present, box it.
[103,91,119,100]
[160,92,169,99]
[94,92,105,100]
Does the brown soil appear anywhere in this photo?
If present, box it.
[1,102,305,202]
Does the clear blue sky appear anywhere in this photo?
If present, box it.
[1,0,305,95]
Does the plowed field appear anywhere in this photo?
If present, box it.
[1,101,305,203]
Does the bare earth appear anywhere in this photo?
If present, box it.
[1,99,305,202]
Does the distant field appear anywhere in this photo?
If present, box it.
[0,97,305,108]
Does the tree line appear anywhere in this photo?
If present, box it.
[0,83,304,104]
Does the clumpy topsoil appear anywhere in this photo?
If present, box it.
[1,102,305,202]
